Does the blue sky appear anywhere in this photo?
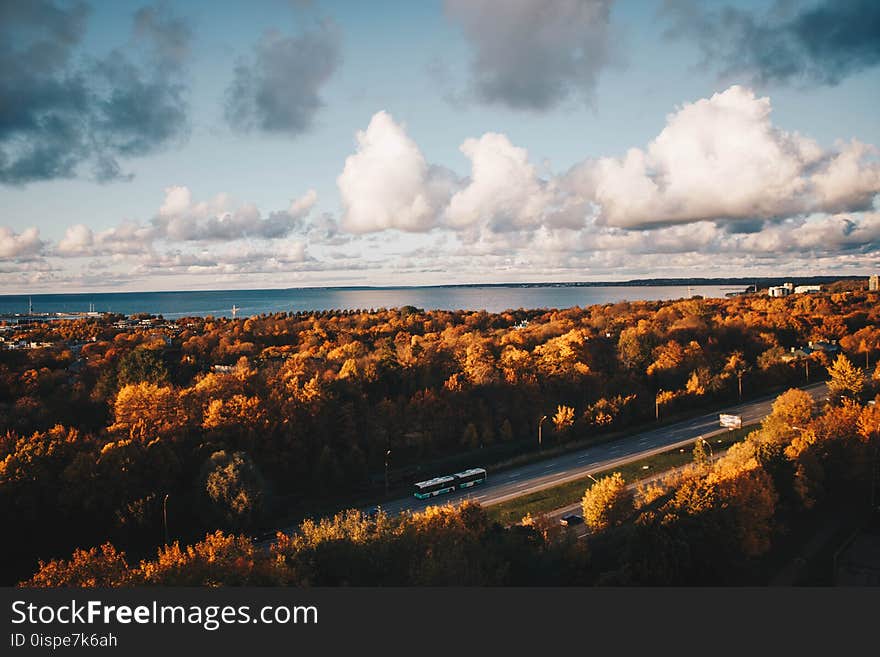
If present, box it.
[1,0,879,292]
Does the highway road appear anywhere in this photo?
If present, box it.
[369,381,829,518]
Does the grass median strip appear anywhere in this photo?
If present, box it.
[486,424,757,526]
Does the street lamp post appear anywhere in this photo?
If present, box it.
[538,415,547,450]
[384,449,392,496]
[163,493,170,545]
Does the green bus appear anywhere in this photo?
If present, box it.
[453,468,487,489]
[412,468,487,499]
[412,475,457,499]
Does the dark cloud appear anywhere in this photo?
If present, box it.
[0,1,191,185]
[133,5,191,70]
[444,0,616,111]
[721,219,766,235]
[224,21,341,135]
[664,0,880,86]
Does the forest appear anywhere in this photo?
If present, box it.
[2,288,880,585]
[20,385,880,586]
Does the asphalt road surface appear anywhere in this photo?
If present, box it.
[370,381,829,518]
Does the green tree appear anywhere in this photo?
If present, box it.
[462,422,480,449]
[617,326,652,371]
[199,451,268,531]
[117,347,169,386]
[693,439,709,467]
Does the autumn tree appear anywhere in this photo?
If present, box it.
[774,388,815,424]
[552,405,575,434]
[827,354,865,402]
[581,472,634,532]
[110,382,189,437]
[202,394,267,437]
[140,531,272,585]
[22,543,135,587]
[655,389,676,420]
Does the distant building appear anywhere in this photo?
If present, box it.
[807,339,840,354]
[781,339,840,362]
[768,282,821,297]
[870,275,879,291]
[768,283,794,297]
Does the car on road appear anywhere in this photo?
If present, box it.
[560,514,583,526]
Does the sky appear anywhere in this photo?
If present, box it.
[1,0,879,293]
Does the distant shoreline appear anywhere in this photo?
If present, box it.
[0,275,867,299]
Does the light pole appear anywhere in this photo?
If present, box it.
[538,415,547,450]
[384,449,391,496]
[163,493,170,545]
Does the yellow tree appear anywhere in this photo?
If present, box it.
[110,382,188,437]
[655,389,676,420]
[581,472,634,532]
[768,388,815,426]
[22,543,136,587]
[552,404,575,433]
[202,394,267,432]
[140,531,266,586]
[827,354,865,401]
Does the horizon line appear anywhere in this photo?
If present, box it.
[0,274,870,299]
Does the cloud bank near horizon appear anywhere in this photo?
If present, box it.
[3,84,879,292]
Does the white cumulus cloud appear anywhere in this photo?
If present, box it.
[154,185,317,240]
[446,132,582,231]
[338,111,454,233]
[0,226,44,259]
[568,85,880,228]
